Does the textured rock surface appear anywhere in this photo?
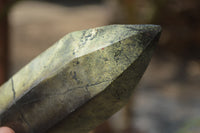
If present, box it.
[0,24,161,133]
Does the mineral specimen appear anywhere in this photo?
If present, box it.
[0,25,161,133]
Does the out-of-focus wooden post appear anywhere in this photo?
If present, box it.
[0,0,9,85]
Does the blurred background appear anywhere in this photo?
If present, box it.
[0,0,200,133]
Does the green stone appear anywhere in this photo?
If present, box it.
[0,25,161,133]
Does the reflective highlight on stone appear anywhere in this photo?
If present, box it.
[0,25,161,133]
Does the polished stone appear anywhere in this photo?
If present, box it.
[0,24,161,133]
